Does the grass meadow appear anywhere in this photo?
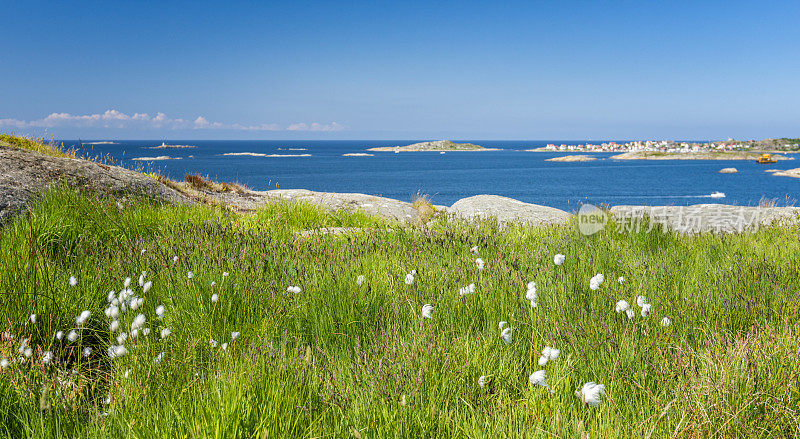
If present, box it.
[1,188,800,438]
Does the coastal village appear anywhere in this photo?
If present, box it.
[539,138,800,153]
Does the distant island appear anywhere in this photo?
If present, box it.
[147,142,197,149]
[611,151,794,161]
[767,168,800,178]
[367,140,496,152]
[131,156,181,161]
[545,154,597,162]
[531,138,800,154]
[222,152,311,158]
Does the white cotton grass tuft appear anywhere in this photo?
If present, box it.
[155,352,165,362]
[211,281,216,287]
[356,275,366,285]
[589,273,604,290]
[67,330,78,342]
[76,310,91,326]
[160,328,171,339]
[221,342,228,351]
[116,333,128,344]
[141,327,151,337]
[476,258,485,270]
[138,273,146,287]
[625,308,635,319]
[155,305,165,319]
[55,331,64,340]
[130,297,143,311]
[286,286,301,294]
[131,314,146,330]
[470,246,479,254]
[526,281,538,307]
[554,254,565,266]
[501,327,512,344]
[641,303,652,318]
[211,293,219,303]
[617,276,625,284]
[404,273,415,285]
[112,345,128,358]
[459,283,476,296]
[661,317,672,327]
[173,256,179,263]
[69,276,77,287]
[636,295,647,307]
[82,347,92,358]
[187,272,194,279]
[124,277,131,288]
[529,370,551,392]
[538,346,560,366]
[143,281,152,294]
[210,338,218,348]
[110,320,119,332]
[42,351,54,363]
[498,321,508,331]
[30,314,36,324]
[0,359,9,369]
[421,304,433,319]
[107,291,116,303]
[615,300,630,314]
[576,382,606,407]
[478,375,487,388]
[231,332,240,341]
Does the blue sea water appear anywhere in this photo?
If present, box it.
[62,140,799,212]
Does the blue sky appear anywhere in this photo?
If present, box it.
[1,0,799,140]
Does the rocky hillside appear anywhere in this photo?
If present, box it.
[0,141,189,222]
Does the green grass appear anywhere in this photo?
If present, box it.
[2,188,800,438]
[0,134,76,158]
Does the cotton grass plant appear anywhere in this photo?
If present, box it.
[0,187,799,438]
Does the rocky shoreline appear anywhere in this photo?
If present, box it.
[611,151,794,160]
[3,141,799,234]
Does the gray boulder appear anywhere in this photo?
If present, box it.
[0,143,189,222]
[248,189,422,223]
[448,195,571,226]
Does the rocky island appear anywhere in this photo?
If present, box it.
[769,168,800,178]
[367,140,496,152]
[611,151,794,161]
[545,154,597,162]
[147,142,197,149]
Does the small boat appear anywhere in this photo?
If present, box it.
[756,153,777,164]
[709,191,726,198]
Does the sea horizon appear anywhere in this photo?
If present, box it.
[60,139,800,212]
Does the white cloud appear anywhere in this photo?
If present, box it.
[0,109,345,132]
[287,122,346,132]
